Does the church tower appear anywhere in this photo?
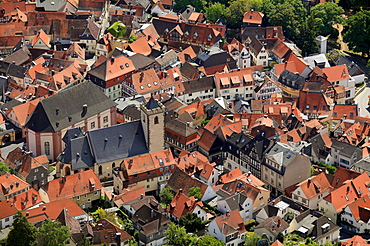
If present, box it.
[140,97,165,153]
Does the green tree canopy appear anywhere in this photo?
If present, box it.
[197,234,225,246]
[188,187,202,200]
[310,2,344,36]
[107,21,127,39]
[343,10,370,56]
[205,3,226,24]
[37,219,72,246]
[179,212,205,233]
[198,235,225,246]
[295,15,319,56]
[268,0,306,40]
[244,232,261,246]
[7,211,37,246]
[0,162,11,173]
[164,223,197,246]
[77,237,91,246]
[160,187,174,205]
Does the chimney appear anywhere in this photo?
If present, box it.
[42,206,46,210]
[308,178,312,183]
[140,194,144,199]
[226,210,230,217]
[78,173,81,179]
[179,188,183,193]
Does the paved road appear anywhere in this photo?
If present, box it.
[354,85,370,117]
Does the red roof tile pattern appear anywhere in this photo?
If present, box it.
[43,170,103,202]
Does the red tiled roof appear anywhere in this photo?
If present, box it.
[113,185,145,207]
[294,172,332,200]
[167,191,203,219]
[31,29,50,47]
[44,170,103,202]
[324,172,370,212]
[0,173,30,197]
[331,167,361,189]
[214,210,246,236]
[243,10,264,24]
[347,194,370,223]
[23,199,86,224]
[342,235,370,246]
[10,98,41,126]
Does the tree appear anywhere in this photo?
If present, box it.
[188,187,202,200]
[128,34,138,43]
[268,0,306,40]
[179,212,205,232]
[37,219,71,246]
[343,10,370,57]
[77,237,91,246]
[7,211,37,246]
[276,232,285,243]
[0,162,11,173]
[295,15,319,56]
[244,232,261,246]
[164,223,197,246]
[205,3,226,24]
[107,21,127,39]
[224,0,251,28]
[310,2,344,36]
[174,0,206,12]
[160,187,174,205]
[198,235,225,246]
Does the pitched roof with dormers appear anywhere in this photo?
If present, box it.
[113,185,146,207]
[346,194,370,223]
[322,64,350,82]
[88,55,136,82]
[42,170,103,202]
[25,81,116,133]
[291,173,332,200]
[323,172,370,212]
[0,172,30,197]
[0,188,43,219]
[331,167,361,189]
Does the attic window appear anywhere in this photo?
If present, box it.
[56,122,59,127]
[56,108,59,115]
[193,32,198,39]
[125,63,129,67]
[207,35,212,42]
[120,65,124,69]
[140,86,144,90]
[68,116,72,122]
[153,81,158,86]
[147,83,151,88]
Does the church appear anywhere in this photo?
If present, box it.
[56,97,166,180]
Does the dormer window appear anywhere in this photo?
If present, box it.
[125,63,129,67]
[207,34,212,42]
[193,32,198,40]
[184,31,189,39]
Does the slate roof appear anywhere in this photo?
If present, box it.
[145,97,160,110]
[183,76,215,94]
[86,120,148,165]
[278,69,305,90]
[25,82,116,133]
[331,139,362,158]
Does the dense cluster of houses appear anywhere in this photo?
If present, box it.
[0,0,369,245]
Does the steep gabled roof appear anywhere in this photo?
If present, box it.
[25,82,116,133]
